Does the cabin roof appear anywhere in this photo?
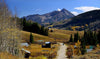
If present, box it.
[45,42,50,44]
[22,48,30,53]
[21,43,29,47]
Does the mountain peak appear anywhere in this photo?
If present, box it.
[57,8,61,11]
[61,8,67,11]
[24,9,74,25]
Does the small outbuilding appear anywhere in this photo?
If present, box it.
[21,48,31,58]
[42,42,51,48]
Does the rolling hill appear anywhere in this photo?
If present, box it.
[21,29,84,43]
[21,31,55,43]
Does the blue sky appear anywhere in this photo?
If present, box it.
[6,0,100,17]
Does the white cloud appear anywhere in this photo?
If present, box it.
[75,6,100,12]
[57,8,61,11]
[71,11,79,15]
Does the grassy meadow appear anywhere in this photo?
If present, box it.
[21,29,84,43]
[21,31,55,42]
[49,29,84,42]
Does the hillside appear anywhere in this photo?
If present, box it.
[21,31,55,42]
[23,8,74,25]
[49,29,84,42]
[53,10,100,31]
[21,29,84,43]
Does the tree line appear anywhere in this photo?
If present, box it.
[69,30,100,55]
[20,18,49,36]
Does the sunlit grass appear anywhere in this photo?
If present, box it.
[0,52,23,59]
[49,29,84,42]
[21,31,55,42]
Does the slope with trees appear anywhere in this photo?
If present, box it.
[53,10,100,31]
[69,30,100,55]
[20,18,49,36]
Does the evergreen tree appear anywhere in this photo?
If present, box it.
[40,26,45,35]
[23,18,27,30]
[94,31,98,46]
[23,18,26,26]
[81,37,86,55]
[86,30,90,45]
[98,30,100,44]
[21,18,49,36]
[89,30,94,45]
[44,28,49,36]
[69,34,74,42]
[86,30,94,45]
[32,23,40,34]
[30,33,34,43]
[74,32,80,42]
[84,30,89,45]
[74,33,77,42]
[84,30,98,45]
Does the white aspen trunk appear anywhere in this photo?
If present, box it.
[0,0,24,58]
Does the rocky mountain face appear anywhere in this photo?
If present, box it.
[24,8,74,25]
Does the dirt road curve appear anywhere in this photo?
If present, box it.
[56,43,67,59]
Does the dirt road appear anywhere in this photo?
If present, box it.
[56,43,67,59]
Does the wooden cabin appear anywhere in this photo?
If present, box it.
[42,42,51,48]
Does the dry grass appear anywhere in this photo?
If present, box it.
[21,29,84,43]
[73,49,100,59]
[29,55,47,59]
[49,29,84,42]
[23,44,59,58]
[0,29,84,59]
[0,52,23,59]
[21,31,55,42]
[21,28,84,43]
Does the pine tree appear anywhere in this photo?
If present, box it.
[74,32,80,42]
[69,34,74,42]
[94,31,98,46]
[87,30,94,45]
[84,30,87,45]
[30,33,34,44]
[23,18,26,26]
[98,30,100,44]
[89,30,94,45]
[23,18,27,30]
[40,26,45,35]
[44,28,49,36]
[81,37,86,55]
[32,23,40,34]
